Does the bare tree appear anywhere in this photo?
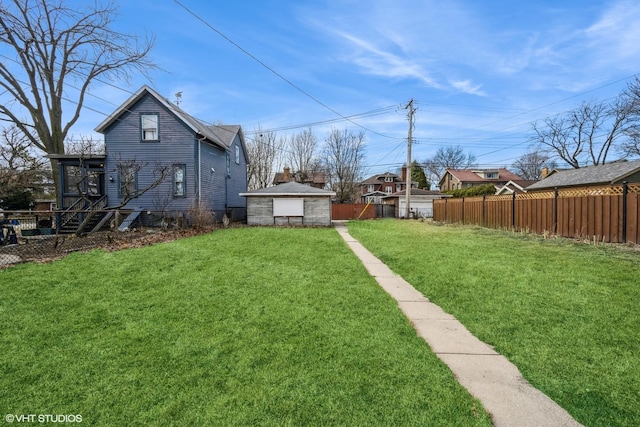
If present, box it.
[286,127,319,181]
[423,145,476,185]
[73,155,170,236]
[246,127,284,190]
[0,124,49,208]
[512,151,557,180]
[0,0,155,197]
[531,93,637,168]
[619,77,640,157]
[323,128,366,203]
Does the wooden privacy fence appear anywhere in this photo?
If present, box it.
[433,183,640,245]
[331,203,396,220]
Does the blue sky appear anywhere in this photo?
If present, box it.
[72,0,640,176]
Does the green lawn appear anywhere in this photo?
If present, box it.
[347,219,640,427]
[0,227,490,426]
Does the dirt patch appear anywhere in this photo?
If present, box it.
[0,227,217,269]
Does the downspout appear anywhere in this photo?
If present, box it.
[197,136,205,206]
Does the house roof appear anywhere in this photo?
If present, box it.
[439,168,523,185]
[94,85,244,152]
[360,172,403,185]
[495,180,538,194]
[526,159,640,190]
[384,188,450,198]
[240,181,336,197]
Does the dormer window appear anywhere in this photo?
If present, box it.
[384,176,393,182]
[485,172,498,179]
[141,113,159,141]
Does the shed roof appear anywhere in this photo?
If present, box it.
[526,159,640,190]
[240,181,336,197]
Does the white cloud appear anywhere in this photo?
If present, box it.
[585,0,640,62]
[449,79,486,96]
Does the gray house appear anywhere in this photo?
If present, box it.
[55,85,248,232]
[240,182,336,226]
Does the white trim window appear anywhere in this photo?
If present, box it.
[141,114,159,141]
[173,164,186,197]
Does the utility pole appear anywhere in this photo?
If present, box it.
[405,99,415,219]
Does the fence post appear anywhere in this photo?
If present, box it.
[512,192,516,230]
[461,196,465,224]
[553,187,558,235]
[482,194,486,227]
[622,181,628,243]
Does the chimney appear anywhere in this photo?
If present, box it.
[283,167,291,181]
[541,167,549,179]
[401,165,407,182]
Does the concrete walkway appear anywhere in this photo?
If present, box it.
[334,222,582,427]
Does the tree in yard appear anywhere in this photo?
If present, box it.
[0,124,49,209]
[72,155,171,236]
[619,77,640,158]
[246,127,284,190]
[0,0,155,198]
[422,145,476,185]
[511,151,557,180]
[530,78,640,168]
[323,128,366,203]
[286,127,322,182]
[408,160,429,189]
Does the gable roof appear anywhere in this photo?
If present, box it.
[240,181,336,197]
[439,168,523,185]
[526,159,640,190]
[360,172,403,185]
[495,180,538,195]
[94,85,241,151]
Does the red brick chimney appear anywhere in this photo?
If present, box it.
[401,165,407,182]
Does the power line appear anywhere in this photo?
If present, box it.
[172,0,398,140]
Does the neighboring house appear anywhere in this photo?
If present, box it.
[272,167,326,189]
[438,168,524,192]
[55,85,248,232]
[383,188,451,218]
[495,180,538,195]
[240,181,336,226]
[526,159,640,191]
[358,167,415,203]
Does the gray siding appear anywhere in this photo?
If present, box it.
[103,92,247,222]
[105,96,198,212]
[246,196,332,226]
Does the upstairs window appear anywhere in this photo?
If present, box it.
[384,176,393,182]
[385,185,392,193]
[235,145,240,164]
[141,114,159,141]
[485,172,498,179]
[367,184,374,192]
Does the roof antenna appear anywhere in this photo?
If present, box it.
[174,91,182,106]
